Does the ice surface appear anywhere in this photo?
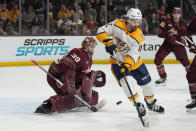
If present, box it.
[0,64,195,131]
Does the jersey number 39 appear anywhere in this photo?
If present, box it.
[71,53,81,62]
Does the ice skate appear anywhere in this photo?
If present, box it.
[134,102,149,127]
[145,99,165,113]
[186,99,196,112]
[155,78,166,86]
[34,102,53,114]
[135,102,146,117]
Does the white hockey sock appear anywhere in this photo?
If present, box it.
[141,82,155,104]
[120,77,140,103]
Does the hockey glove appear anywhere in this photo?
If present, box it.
[189,45,196,54]
[103,39,118,55]
[120,63,132,74]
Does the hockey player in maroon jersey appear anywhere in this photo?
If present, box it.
[186,17,196,111]
[154,7,191,85]
[35,37,106,114]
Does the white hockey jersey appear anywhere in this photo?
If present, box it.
[96,19,145,70]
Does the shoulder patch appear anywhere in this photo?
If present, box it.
[114,19,126,30]
[105,22,112,27]
[140,33,145,39]
[160,22,165,27]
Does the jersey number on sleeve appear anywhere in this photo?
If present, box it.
[71,53,81,62]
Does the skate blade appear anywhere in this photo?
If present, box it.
[186,108,196,113]
[148,109,165,114]
[155,83,166,86]
[186,108,191,112]
[141,115,149,127]
[33,112,54,116]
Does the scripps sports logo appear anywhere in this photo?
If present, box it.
[16,39,70,56]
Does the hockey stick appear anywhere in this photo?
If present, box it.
[175,40,189,47]
[113,53,149,127]
[31,59,106,112]
[185,36,196,46]
[175,36,195,48]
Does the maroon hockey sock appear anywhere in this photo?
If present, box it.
[189,83,196,99]
[185,65,190,72]
[156,65,167,78]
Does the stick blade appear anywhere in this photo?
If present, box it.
[94,99,107,111]
[141,115,149,128]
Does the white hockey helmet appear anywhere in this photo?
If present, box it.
[126,8,142,20]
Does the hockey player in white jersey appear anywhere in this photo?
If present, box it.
[96,8,164,122]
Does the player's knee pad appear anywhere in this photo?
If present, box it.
[141,82,154,100]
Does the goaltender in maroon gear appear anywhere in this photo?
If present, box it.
[186,17,196,110]
[35,37,106,114]
[154,7,191,85]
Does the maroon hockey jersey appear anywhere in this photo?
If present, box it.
[50,48,92,75]
[158,18,188,44]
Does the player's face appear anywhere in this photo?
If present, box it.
[87,43,96,56]
[172,13,181,22]
[127,19,141,32]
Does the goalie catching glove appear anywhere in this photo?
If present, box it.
[94,70,106,87]
[89,70,106,87]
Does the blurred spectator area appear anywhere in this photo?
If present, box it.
[0,0,196,36]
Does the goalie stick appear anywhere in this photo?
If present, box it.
[113,52,149,128]
[31,59,106,112]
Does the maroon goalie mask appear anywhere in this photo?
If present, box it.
[81,37,98,57]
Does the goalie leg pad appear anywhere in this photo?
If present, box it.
[89,90,99,105]
[48,87,82,113]
[61,70,76,95]
[81,76,93,103]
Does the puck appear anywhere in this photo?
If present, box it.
[116,101,122,105]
